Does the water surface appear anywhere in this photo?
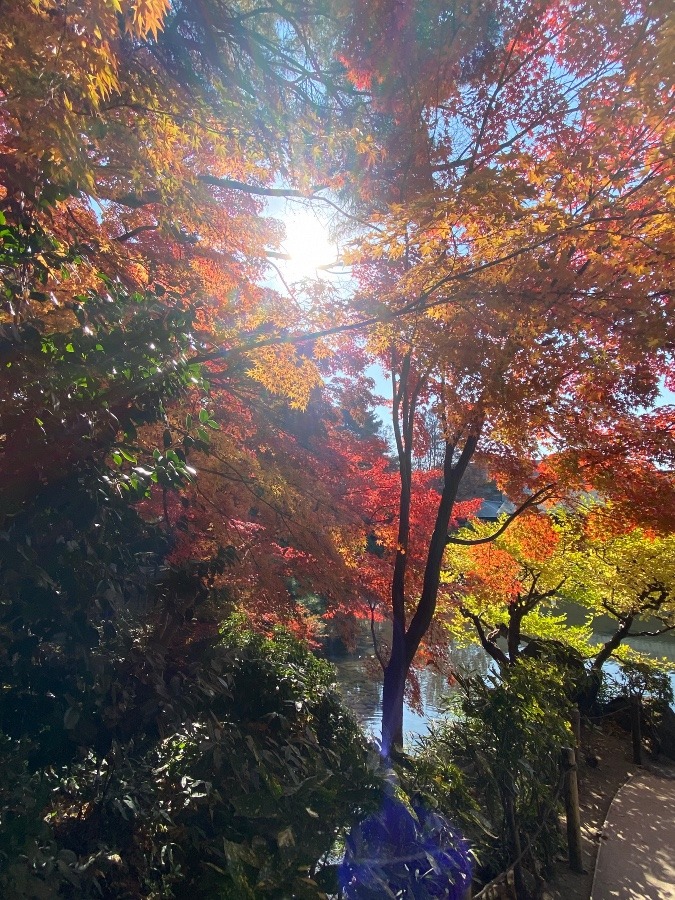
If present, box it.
[327,618,675,747]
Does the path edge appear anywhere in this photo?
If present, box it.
[588,770,637,900]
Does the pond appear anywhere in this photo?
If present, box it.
[326,619,675,748]
[325,624,493,747]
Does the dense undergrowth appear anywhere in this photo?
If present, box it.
[0,475,384,898]
[0,622,382,898]
[0,473,670,899]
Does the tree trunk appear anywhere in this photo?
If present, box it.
[381,352,415,756]
[381,636,407,755]
[592,615,634,673]
[501,781,526,898]
[380,427,480,757]
[507,609,523,663]
[581,615,634,708]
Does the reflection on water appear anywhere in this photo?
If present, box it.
[326,618,675,747]
[597,631,675,698]
[326,627,492,746]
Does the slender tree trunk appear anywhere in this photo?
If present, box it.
[381,632,407,755]
[405,432,478,651]
[380,425,480,757]
[502,780,526,898]
[507,609,523,663]
[381,492,412,755]
[381,351,415,756]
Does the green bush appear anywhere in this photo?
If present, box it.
[0,476,495,898]
[339,786,473,900]
[0,622,381,898]
[410,661,573,887]
[0,478,382,897]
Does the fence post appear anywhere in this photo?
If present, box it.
[630,694,642,765]
[561,746,584,873]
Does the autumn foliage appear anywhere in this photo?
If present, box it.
[332,0,675,751]
[1,0,674,763]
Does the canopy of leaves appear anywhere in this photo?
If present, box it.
[337,0,674,516]
[0,0,361,524]
[445,506,675,675]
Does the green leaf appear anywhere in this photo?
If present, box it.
[199,409,210,423]
[65,343,75,353]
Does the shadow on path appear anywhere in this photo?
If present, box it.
[591,769,675,900]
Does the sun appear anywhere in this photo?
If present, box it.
[279,206,337,281]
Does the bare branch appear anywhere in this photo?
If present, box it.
[113,224,158,242]
[627,624,675,638]
[459,606,510,668]
[199,174,323,198]
[446,485,555,546]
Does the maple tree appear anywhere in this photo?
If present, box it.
[1,2,675,895]
[0,0,332,684]
[445,511,585,670]
[0,0,363,524]
[447,507,674,658]
[0,6,394,896]
[1,0,674,777]
[332,0,675,753]
[567,513,675,679]
[157,387,394,643]
[444,507,675,717]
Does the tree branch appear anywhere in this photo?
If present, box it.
[627,624,675,638]
[592,614,634,671]
[199,174,324,197]
[113,225,158,242]
[459,606,510,668]
[446,485,555,546]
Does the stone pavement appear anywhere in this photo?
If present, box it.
[591,767,675,900]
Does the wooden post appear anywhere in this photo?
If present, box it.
[561,746,584,873]
[630,694,642,766]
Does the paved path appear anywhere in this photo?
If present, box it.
[591,768,675,900]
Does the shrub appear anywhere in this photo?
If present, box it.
[0,595,382,897]
[339,787,473,900]
[410,661,573,888]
